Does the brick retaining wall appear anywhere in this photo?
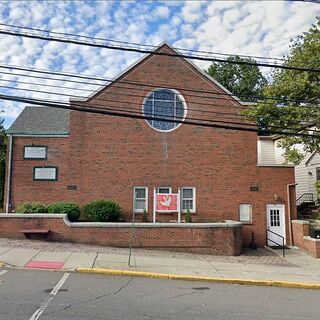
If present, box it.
[0,214,242,256]
[291,220,320,258]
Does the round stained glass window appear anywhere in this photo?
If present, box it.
[143,88,187,132]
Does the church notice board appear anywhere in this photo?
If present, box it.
[33,166,58,181]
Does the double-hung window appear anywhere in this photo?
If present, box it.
[316,168,320,181]
[181,187,196,213]
[133,187,148,213]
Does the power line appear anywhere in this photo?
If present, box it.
[0,22,290,63]
[0,93,318,137]
[0,63,315,104]
[0,79,315,131]
[0,27,319,73]
[2,82,319,132]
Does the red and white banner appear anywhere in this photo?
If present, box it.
[156,194,178,212]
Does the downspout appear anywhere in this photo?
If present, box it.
[287,183,297,246]
[5,134,13,213]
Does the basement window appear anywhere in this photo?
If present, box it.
[133,187,148,213]
[239,204,252,223]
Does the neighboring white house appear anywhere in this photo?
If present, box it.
[257,136,320,200]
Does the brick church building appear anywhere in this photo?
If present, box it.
[5,43,296,247]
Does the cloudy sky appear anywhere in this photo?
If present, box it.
[0,0,319,128]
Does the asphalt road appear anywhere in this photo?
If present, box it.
[0,268,320,320]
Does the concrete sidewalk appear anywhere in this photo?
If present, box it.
[1,238,320,285]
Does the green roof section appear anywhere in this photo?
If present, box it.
[6,106,70,135]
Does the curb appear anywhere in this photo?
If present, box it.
[76,268,320,290]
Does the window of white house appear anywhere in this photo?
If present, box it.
[133,187,148,213]
[316,168,320,181]
[181,187,196,213]
[157,187,172,194]
[239,204,252,223]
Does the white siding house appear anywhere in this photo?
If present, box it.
[258,136,320,200]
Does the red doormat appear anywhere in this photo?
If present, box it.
[25,261,64,269]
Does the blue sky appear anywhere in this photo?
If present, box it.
[0,0,319,128]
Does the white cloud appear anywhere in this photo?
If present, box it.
[0,0,319,128]
[154,6,170,19]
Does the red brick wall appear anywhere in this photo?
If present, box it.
[5,45,295,248]
[0,215,242,256]
[292,220,320,258]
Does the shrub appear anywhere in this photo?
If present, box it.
[185,209,192,223]
[48,202,80,222]
[83,200,122,222]
[315,181,320,198]
[16,202,47,213]
[142,209,148,222]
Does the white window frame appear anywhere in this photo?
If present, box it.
[239,204,252,223]
[157,186,172,194]
[181,187,196,213]
[133,187,148,213]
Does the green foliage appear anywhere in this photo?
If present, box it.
[315,181,320,198]
[142,209,148,222]
[185,209,192,223]
[48,202,80,222]
[244,17,320,164]
[16,202,47,213]
[207,55,267,99]
[83,200,122,222]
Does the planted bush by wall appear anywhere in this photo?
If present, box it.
[16,202,47,213]
[83,200,122,222]
[48,202,80,222]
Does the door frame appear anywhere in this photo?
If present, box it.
[266,204,286,246]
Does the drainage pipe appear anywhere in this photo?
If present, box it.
[5,134,13,213]
[287,183,297,246]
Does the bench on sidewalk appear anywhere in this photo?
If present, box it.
[20,229,50,239]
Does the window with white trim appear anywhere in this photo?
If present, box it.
[181,187,196,213]
[239,204,252,223]
[133,187,148,213]
[143,88,186,132]
[157,187,172,194]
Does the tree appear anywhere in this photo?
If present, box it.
[207,55,268,100]
[245,17,320,164]
[0,117,6,208]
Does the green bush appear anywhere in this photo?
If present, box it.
[185,209,192,223]
[142,209,148,222]
[16,202,47,213]
[48,202,80,222]
[315,181,320,198]
[83,200,122,222]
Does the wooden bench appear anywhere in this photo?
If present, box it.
[20,229,50,238]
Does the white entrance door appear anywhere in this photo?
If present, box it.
[266,204,286,246]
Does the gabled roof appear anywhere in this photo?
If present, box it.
[7,106,70,135]
[305,150,319,166]
[70,41,252,106]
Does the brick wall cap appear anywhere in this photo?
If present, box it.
[0,213,66,218]
[68,221,242,228]
[303,236,320,242]
[292,220,310,225]
[0,214,242,228]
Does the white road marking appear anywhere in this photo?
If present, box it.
[0,270,8,276]
[29,272,70,320]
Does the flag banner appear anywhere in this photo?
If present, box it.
[156,193,178,212]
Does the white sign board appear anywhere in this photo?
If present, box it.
[34,167,57,180]
[24,146,47,159]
